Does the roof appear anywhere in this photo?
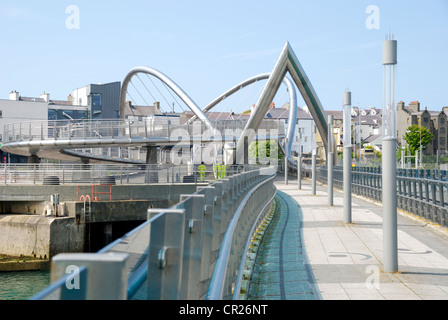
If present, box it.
[363,134,381,143]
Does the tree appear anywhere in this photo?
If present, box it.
[402,125,434,156]
[249,140,283,164]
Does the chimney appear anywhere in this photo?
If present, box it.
[67,94,73,105]
[408,101,420,112]
[154,102,160,109]
[40,91,50,103]
[9,90,19,101]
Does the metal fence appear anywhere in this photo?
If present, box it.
[3,118,284,143]
[318,166,448,228]
[0,163,259,185]
[31,166,277,300]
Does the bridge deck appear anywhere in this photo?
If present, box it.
[258,175,448,300]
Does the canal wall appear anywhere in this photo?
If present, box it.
[0,215,83,261]
[0,183,202,267]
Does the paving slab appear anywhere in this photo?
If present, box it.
[269,175,448,300]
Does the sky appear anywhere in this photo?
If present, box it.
[0,0,447,114]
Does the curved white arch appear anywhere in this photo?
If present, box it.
[120,66,214,129]
[189,73,297,160]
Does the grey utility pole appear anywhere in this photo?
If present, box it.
[298,132,302,190]
[312,148,316,195]
[327,114,334,206]
[382,35,399,273]
[285,138,289,185]
[343,90,352,223]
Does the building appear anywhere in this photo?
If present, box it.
[71,81,121,119]
[0,82,121,163]
[0,91,89,162]
[397,101,448,156]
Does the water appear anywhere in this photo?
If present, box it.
[0,270,50,300]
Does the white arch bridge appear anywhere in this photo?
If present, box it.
[1,42,330,165]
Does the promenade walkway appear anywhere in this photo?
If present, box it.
[251,175,448,300]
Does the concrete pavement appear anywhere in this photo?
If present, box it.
[272,176,448,300]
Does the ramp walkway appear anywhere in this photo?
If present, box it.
[253,175,448,300]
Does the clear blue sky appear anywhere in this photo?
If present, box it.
[1,0,447,113]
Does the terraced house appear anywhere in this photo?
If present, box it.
[397,101,448,156]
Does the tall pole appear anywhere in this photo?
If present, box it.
[343,90,352,223]
[327,114,334,206]
[298,132,302,189]
[311,122,317,195]
[285,138,289,185]
[312,148,316,195]
[382,34,398,273]
[420,129,422,168]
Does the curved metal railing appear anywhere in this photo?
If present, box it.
[3,119,284,144]
[31,166,277,300]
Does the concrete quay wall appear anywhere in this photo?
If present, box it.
[0,183,201,265]
[0,215,84,260]
[0,183,203,203]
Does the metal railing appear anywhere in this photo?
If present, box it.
[31,166,277,300]
[318,166,448,227]
[3,118,284,144]
[0,163,257,185]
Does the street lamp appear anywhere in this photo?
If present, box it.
[420,127,422,167]
[297,130,302,190]
[382,34,398,273]
[343,90,352,223]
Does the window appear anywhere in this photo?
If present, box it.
[48,109,57,120]
[423,117,429,123]
[91,93,101,107]
[441,118,445,124]
[441,127,445,134]
[0,110,2,118]
[90,93,102,119]
[441,137,445,145]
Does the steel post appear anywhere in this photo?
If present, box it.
[328,152,334,206]
[343,146,352,223]
[285,138,288,185]
[382,138,398,273]
[312,152,316,195]
[51,252,130,300]
[328,114,334,206]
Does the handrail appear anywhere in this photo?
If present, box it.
[206,173,276,300]
[30,266,88,300]
[31,166,277,300]
[231,190,277,299]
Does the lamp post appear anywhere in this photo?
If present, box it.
[328,114,334,206]
[343,90,352,223]
[420,128,422,167]
[382,34,398,273]
[298,130,302,189]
